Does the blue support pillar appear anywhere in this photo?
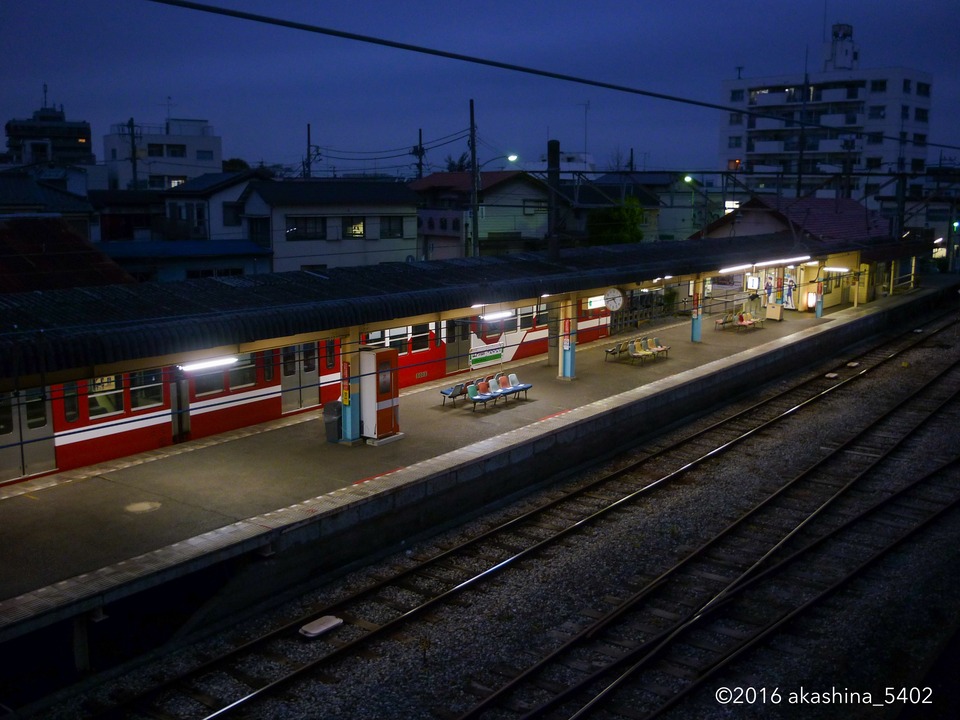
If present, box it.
[340,329,362,444]
[559,297,577,380]
[690,277,704,343]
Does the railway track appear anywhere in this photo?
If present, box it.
[77,315,958,720]
[453,344,960,719]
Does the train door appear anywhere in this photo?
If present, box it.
[444,318,472,374]
[0,388,56,482]
[281,342,320,413]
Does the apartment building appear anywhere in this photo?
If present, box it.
[719,24,932,200]
[103,118,222,190]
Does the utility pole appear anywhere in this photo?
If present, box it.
[410,129,425,179]
[305,123,312,178]
[469,99,479,257]
[128,117,138,189]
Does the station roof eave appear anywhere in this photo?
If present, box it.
[0,234,853,380]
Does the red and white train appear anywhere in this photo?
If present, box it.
[1,300,611,484]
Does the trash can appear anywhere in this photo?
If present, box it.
[322,401,342,443]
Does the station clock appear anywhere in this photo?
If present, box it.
[603,287,625,311]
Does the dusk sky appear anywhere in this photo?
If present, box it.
[4,0,960,176]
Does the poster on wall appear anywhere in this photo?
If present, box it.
[783,272,797,309]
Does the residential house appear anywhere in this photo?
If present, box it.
[90,171,273,282]
[0,216,133,292]
[239,179,420,271]
[0,171,94,240]
[410,171,553,258]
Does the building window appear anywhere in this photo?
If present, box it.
[223,201,242,227]
[343,217,364,238]
[845,85,859,99]
[911,158,926,173]
[88,375,124,417]
[914,133,927,147]
[285,215,327,240]
[870,79,887,93]
[727,136,742,149]
[915,107,929,122]
[380,216,403,239]
[166,144,187,158]
[196,149,214,161]
[868,105,886,119]
[130,369,164,409]
[917,81,931,97]
[147,143,164,157]
[523,199,548,215]
[730,89,744,102]
[865,157,882,170]
[903,78,912,94]
[148,175,166,189]
[901,105,910,120]
[729,112,743,125]
[866,132,884,145]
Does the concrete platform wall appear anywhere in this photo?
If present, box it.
[269,283,954,583]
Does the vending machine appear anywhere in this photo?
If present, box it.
[358,346,401,442]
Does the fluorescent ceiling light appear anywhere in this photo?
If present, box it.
[179,357,238,372]
[755,255,811,268]
[822,266,849,272]
[480,310,513,321]
[719,264,753,274]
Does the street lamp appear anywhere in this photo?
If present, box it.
[470,154,519,257]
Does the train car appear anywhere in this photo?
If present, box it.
[1,302,608,484]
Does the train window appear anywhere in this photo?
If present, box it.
[283,347,297,376]
[411,324,430,352]
[303,344,317,373]
[366,330,384,348]
[131,369,164,409]
[325,341,336,370]
[63,382,80,423]
[24,388,47,429]
[262,350,276,382]
[518,307,534,329]
[388,328,407,354]
[88,375,124,417]
[194,370,224,396]
[0,395,11,435]
[230,354,257,389]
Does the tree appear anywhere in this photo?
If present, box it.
[586,196,645,245]
[222,157,251,172]
[444,152,472,172]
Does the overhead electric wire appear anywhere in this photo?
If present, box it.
[145,0,959,155]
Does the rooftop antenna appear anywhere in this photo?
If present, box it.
[161,95,176,119]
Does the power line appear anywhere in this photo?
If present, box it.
[145,0,960,155]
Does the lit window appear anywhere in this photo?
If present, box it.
[88,375,124,417]
[343,217,365,238]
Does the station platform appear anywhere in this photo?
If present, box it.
[0,280,956,642]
